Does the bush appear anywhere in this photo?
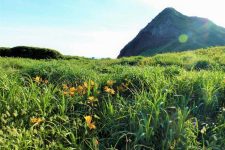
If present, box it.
[0,47,10,56]
[0,46,63,59]
[118,56,143,66]
[194,60,211,70]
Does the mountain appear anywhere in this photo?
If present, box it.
[118,7,225,58]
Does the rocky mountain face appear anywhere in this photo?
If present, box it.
[118,7,225,58]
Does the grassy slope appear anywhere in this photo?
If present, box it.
[0,46,225,149]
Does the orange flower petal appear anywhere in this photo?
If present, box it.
[88,123,96,129]
[84,116,92,124]
[70,87,76,92]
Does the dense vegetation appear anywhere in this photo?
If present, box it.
[0,46,225,149]
[0,46,63,59]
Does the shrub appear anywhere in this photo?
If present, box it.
[0,46,63,59]
[194,60,211,70]
[0,47,10,56]
[119,56,143,66]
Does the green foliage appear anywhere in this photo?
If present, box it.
[194,60,212,70]
[0,46,225,149]
[0,47,10,56]
[0,46,63,59]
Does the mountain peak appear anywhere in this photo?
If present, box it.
[118,8,225,58]
[161,7,177,13]
[155,7,184,19]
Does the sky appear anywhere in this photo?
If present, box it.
[1,0,225,58]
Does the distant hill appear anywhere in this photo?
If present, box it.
[118,7,225,58]
[0,46,63,59]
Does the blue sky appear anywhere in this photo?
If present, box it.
[0,0,152,27]
[1,0,225,58]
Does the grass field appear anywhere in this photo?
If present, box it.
[0,46,225,149]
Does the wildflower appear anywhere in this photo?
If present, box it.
[90,80,95,86]
[88,96,94,101]
[104,86,115,95]
[110,89,115,95]
[63,84,68,89]
[34,76,42,83]
[77,85,86,95]
[70,92,75,96]
[84,116,92,124]
[44,80,48,84]
[88,123,96,130]
[63,91,68,95]
[95,139,99,145]
[77,85,83,91]
[30,117,44,124]
[84,116,96,130]
[69,87,76,92]
[88,96,98,105]
[83,82,88,88]
[200,126,206,134]
[107,80,115,86]
[104,86,111,93]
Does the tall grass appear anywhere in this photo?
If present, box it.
[0,46,225,149]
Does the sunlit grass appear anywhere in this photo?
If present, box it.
[0,46,225,149]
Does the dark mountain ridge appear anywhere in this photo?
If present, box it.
[118,7,225,58]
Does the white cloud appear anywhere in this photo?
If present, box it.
[1,1,225,59]
[0,26,138,58]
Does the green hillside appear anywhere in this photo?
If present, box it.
[0,46,225,149]
[118,8,225,58]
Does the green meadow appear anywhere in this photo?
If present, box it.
[0,46,225,149]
